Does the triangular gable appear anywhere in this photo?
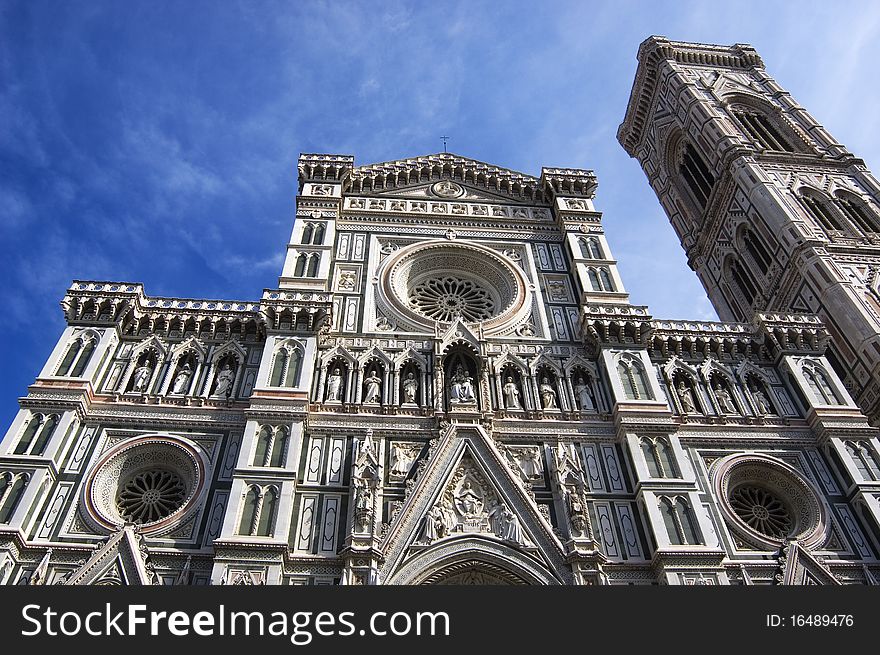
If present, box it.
[65,525,157,586]
[775,540,841,586]
[371,181,528,204]
[438,320,481,351]
[379,423,570,584]
[349,152,546,206]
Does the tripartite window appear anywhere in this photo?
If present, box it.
[679,143,715,209]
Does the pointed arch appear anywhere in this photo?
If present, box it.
[256,486,278,536]
[294,253,307,277]
[238,485,260,536]
[30,414,59,456]
[14,415,43,455]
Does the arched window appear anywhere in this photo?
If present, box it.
[731,107,795,152]
[730,258,757,305]
[742,227,772,275]
[56,340,82,376]
[617,358,652,400]
[588,268,601,291]
[238,486,260,535]
[799,190,845,232]
[600,268,614,292]
[845,441,880,481]
[294,253,307,277]
[679,143,715,209]
[660,496,701,545]
[269,430,287,468]
[834,193,880,234]
[803,365,841,405]
[301,223,314,244]
[253,426,273,467]
[269,350,288,387]
[14,416,43,455]
[70,339,95,376]
[256,487,278,536]
[284,349,302,387]
[641,437,677,478]
[578,238,591,258]
[306,254,320,277]
[29,415,58,456]
[578,237,603,259]
[0,473,28,523]
[313,224,326,245]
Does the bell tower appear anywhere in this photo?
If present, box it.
[618,36,880,424]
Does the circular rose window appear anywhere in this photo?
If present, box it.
[378,240,531,335]
[82,434,209,536]
[712,453,828,550]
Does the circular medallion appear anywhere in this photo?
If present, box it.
[431,181,464,198]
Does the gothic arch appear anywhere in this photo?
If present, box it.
[386,535,560,586]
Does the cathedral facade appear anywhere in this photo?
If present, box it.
[1,38,880,586]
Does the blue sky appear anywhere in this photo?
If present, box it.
[2,0,880,428]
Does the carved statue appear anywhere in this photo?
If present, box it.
[487,502,505,536]
[677,380,697,414]
[539,377,558,409]
[438,498,457,536]
[213,363,235,398]
[326,367,343,402]
[519,447,543,479]
[449,364,476,404]
[752,386,773,415]
[402,371,419,405]
[364,370,381,404]
[132,362,152,392]
[171,363,193,394]
[501,506,525,545]
[422,506,442,542]
[455,481,483,516]
[573,376,595,411]
[389,443,415,478]
[502,376,522,409]
[714,383,736,414]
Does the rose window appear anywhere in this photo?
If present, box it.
[410,277,495,322]
[117,469,187,524]
[711,453,829,550]
[83,435,209,535]
[729,485,792,539]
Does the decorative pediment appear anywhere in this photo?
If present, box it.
[774,540,841,586]
[346,152,549,204]
[439,320,481,354]
[372,181,524,204]
[64,525,157,586]
[379,424,569,585]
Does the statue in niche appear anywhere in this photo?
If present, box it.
[519,447,543,479]
[132,361,153,392]
[539,377,558,409]
[389,443,415,479]
[364,369,381,404]
[573,376,595,411]
[171,363,193,394]
[213,363,235,398]
[502,376,522,409]
[751,386,774,415]
[449,364,476,404]
[402,371,419,405]
[326,367,343,402]
[677,380,697,414]
[454,481,483,517]
[714,383,736,414]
